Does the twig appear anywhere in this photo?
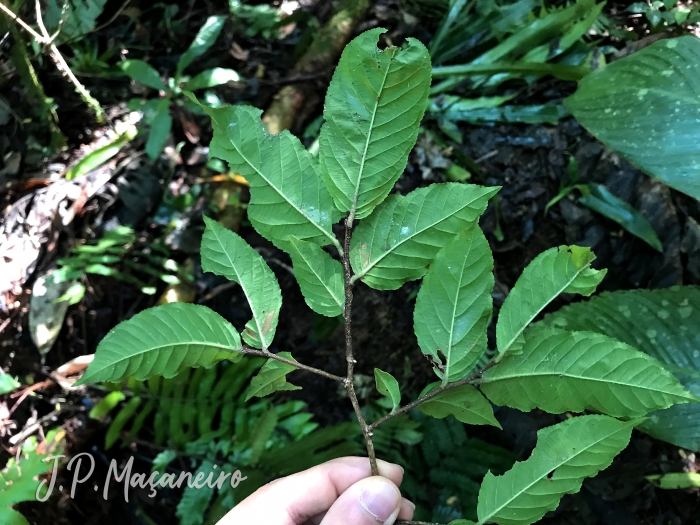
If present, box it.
[34,0,105,122]
[0,1,45,42]
[0,1,105,122]
[341,216,379,476]
[239,345,344,383]
[368,361,499,431]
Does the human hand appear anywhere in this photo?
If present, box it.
[217,456,415,525]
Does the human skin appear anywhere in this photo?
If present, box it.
[217,457,415,525]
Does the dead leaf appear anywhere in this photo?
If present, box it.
[29,270,73,356]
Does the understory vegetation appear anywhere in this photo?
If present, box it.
[1,1,700,525]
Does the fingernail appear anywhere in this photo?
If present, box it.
[406,499,416,512]
[359,479,400,522]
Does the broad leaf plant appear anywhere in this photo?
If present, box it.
[79,28,699,525]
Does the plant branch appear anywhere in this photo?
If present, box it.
[0,1,105,122]
[240,346,344,382]
[0,1,45,42]
[368,360,499,431]
[341,215,380,476]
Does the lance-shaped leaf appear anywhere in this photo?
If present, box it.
[176,15,226,79]
[319,27,431,221]
[287,236,344,317]
[495,245,605,355]
[350,183,498,290]
[245,352,301,401]
[542,286,700,451]
[76,303,241,384]
[481,327,697,417]
[374,369,401,411]
[201,217,282,350]
[418,384,500,428]
[476,415,638,525]
[200,101,342,251]
[414,227,494,383]
[565,36,700,201]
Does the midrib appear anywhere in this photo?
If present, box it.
[476,426,628,525]
[348,58,393,222]
[225,123,335,245]
[501,267,587,353]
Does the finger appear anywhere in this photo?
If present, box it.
[319,476,402,525]
[398,498,416,521]
[218,457,403,525]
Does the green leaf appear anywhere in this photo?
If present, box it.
[65,125,137,180]
[418,384,500,428]
[476,415,639,525]
[481,327,696,417]
[0,374,20,395]
[374,368,401,411]
[319,28,431,222]
[146,105,172,160]
[542,286,700,451]
[287,237,344,317]
[76,303,241,384]
[350,183,498,290]
[1,452,55,511]
[579,183,662,252]
[647,472,700,489]
[565,36,700,201]
[176,15,226,79]
[89,391,126,419]
[200,102,342,251]
[44,0,107,43]
[414,227,493,383]
[201,217,282,350]
[495,245,606,355]
[245,352,301,401]
[183,67,241,91]
[119,60,166,91]
[0,508,30,525]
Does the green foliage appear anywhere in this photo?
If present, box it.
[481,326,695,417]
[176,16,226,80]
[201,217,282,350]
[203,103,341,251]
[81,28,700,525]
[418,385,500,428]
[476,416,639,525]
[496,246,606,355]
[77,303,241,384]
[543,286,700,451]
[287,237,344,317]
[627,1,700,27]
[414,227,493,383]
[53,225,187,303]
[349,183,498,290]
[44,0,107,43]
[646,472,700,489]
[0,373,20,395]
[229,0,281,39]
[578,184,662,252]
[120,16,240,159]
[565,36,700,201]
[319,28,431,221]
[95,360,361,525]
[374,369,401,412]
[1,432,64,524]
[245,352,300,400]
[546,162,663,252]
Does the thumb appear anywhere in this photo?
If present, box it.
[319,476,402,525]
